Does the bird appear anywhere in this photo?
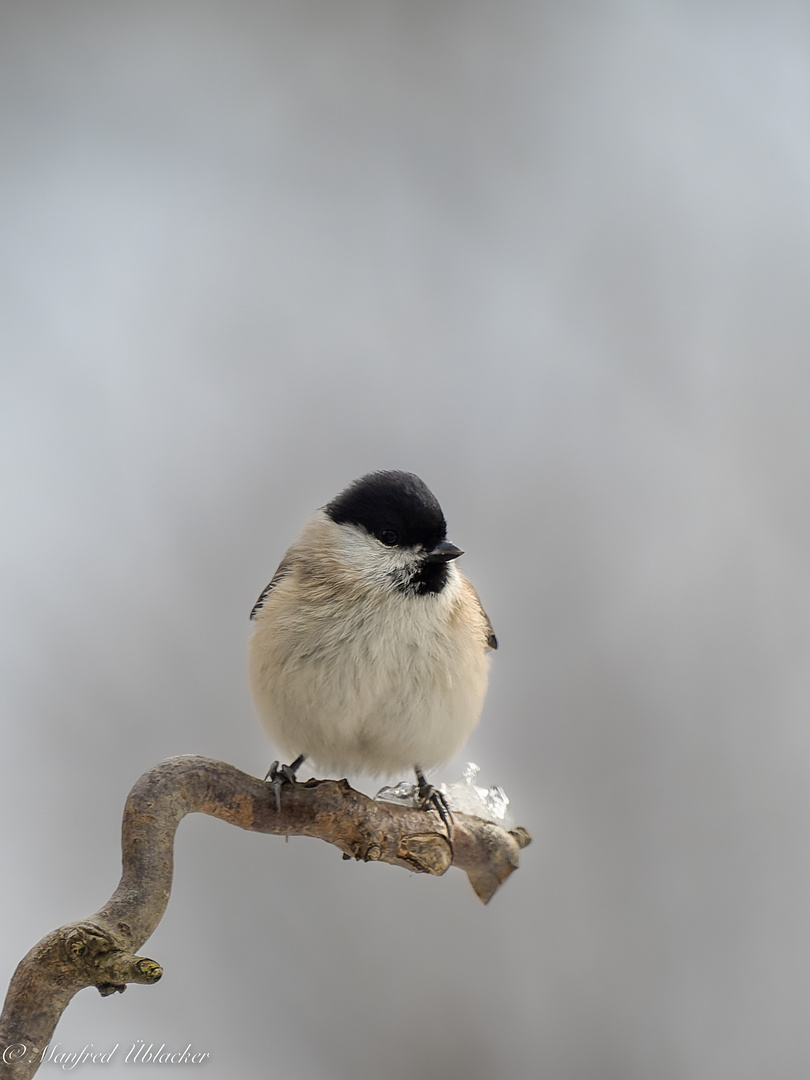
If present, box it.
[248,470,497,824]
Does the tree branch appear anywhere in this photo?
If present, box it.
[0,755,531,1078]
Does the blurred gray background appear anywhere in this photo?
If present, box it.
[2,1,810,1077]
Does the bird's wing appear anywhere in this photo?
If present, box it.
[482,604,498,651]
[249,557,292,620]
[462,577,498,650]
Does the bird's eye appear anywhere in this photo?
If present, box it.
[379,529,399,546]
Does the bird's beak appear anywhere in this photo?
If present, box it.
[426,540,464,562]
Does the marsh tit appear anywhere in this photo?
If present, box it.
[248,470,497,820]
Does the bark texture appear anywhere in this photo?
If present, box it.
[0,755,531,1079]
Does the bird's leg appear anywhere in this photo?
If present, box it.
[264,754,306,813]
[414,765,454,843]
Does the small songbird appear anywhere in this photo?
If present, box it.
[248,470,497,818]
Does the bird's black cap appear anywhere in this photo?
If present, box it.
[325,471,448,550]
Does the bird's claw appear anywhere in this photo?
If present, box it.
[416,774,454,844]
[264,758,302,813]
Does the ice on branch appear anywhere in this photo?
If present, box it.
[375,763,513,828]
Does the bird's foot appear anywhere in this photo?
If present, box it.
[264,754,305,813]
[415,767,454,844]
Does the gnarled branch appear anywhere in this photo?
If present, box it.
[0,755,531,1079]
